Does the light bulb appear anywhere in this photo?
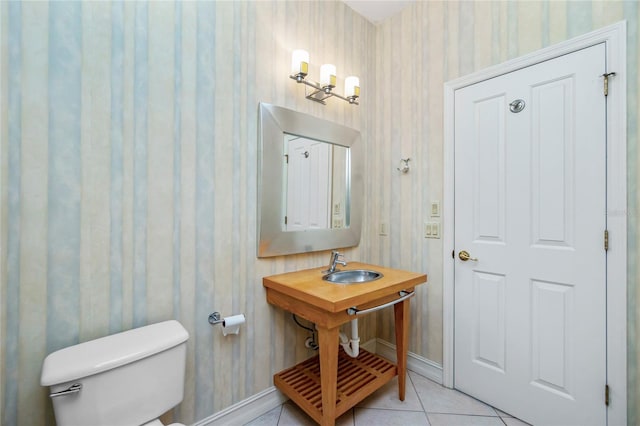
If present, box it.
[291,49,309,75]
[345,76,360,98]
[320,64,337,88]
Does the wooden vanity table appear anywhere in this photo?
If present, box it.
[263,262,427,426]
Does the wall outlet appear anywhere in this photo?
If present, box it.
[333,218,343,228]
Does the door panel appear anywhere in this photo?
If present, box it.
[454,44,606,425]
[285,137,331,231]
[474,95,506,243]
[472,271,506,372]
[306,140,332,229]
[531,77,575,247]
[530,279,574,397]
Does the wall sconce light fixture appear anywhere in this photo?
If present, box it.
[290,49,360,106]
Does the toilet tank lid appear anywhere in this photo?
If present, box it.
[40,320,189,386]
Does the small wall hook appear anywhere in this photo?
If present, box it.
[397,158,411,173]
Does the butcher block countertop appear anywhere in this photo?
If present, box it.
[263,262,427,315]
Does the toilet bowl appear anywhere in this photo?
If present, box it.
[41,320,189,426]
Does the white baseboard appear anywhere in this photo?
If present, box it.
[360,337,377,353]
[193,386,288,426]
[191,338,441,426]
[374,339,443,385]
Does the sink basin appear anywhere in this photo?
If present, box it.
[322,269,383,284]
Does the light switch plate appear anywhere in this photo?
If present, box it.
[424,221,440,239]
[431,222,440,238]
[431,201,440,217]
[424,222,432,238]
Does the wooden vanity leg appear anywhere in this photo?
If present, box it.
[317,325,340,426]
[394,299,410,401]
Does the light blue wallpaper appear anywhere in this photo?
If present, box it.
[109,0,125,335]
[1,1,638,425]
[1,1,376,424]
[46,0,82,355]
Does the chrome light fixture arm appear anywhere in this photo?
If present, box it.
[289,74,359,105]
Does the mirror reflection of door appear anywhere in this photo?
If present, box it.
[284,136,332,231]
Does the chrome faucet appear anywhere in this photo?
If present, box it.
[325,251,347,274]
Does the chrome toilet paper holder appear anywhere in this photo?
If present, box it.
[208,312,246,336]
[208,312,224,325]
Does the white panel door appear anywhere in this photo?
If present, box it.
[454,44,607,425]
[285,137,331,231]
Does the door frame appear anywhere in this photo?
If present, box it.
[442,22,627,425]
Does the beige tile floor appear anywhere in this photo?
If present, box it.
[245,371,530,426]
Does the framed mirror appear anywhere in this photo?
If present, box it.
[257,103,362,257]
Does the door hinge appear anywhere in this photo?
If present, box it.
[284,216,288,225]
[605,384,610,406]
[602,72,616,96]
[604,229,609,251]
[284,154,289,164]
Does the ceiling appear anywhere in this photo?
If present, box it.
[342,0,416,24]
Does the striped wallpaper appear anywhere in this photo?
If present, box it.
[0,1,375,424]
[370,1,640,424]
[1,1,639,425]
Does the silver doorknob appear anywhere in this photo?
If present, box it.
[509,99,526,113]
[458,250,478,262]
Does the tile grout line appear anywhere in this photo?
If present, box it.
[264,370,527,425]
[407,370,430,419]
[354,407,425,413]
[275,404,283,426]
[408,370,522,423]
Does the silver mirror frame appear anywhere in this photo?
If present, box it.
[257,103,362,257]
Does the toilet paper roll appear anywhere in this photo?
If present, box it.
[222,314,245,336]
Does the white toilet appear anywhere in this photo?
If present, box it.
[40,320,189,426]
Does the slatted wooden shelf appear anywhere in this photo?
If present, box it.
[274,348,397,424]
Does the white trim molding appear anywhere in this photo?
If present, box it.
[193,386,288,426]
[443,21,627,426]
[375,339,443,385]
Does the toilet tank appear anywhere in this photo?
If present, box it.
[41,320,189,426]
